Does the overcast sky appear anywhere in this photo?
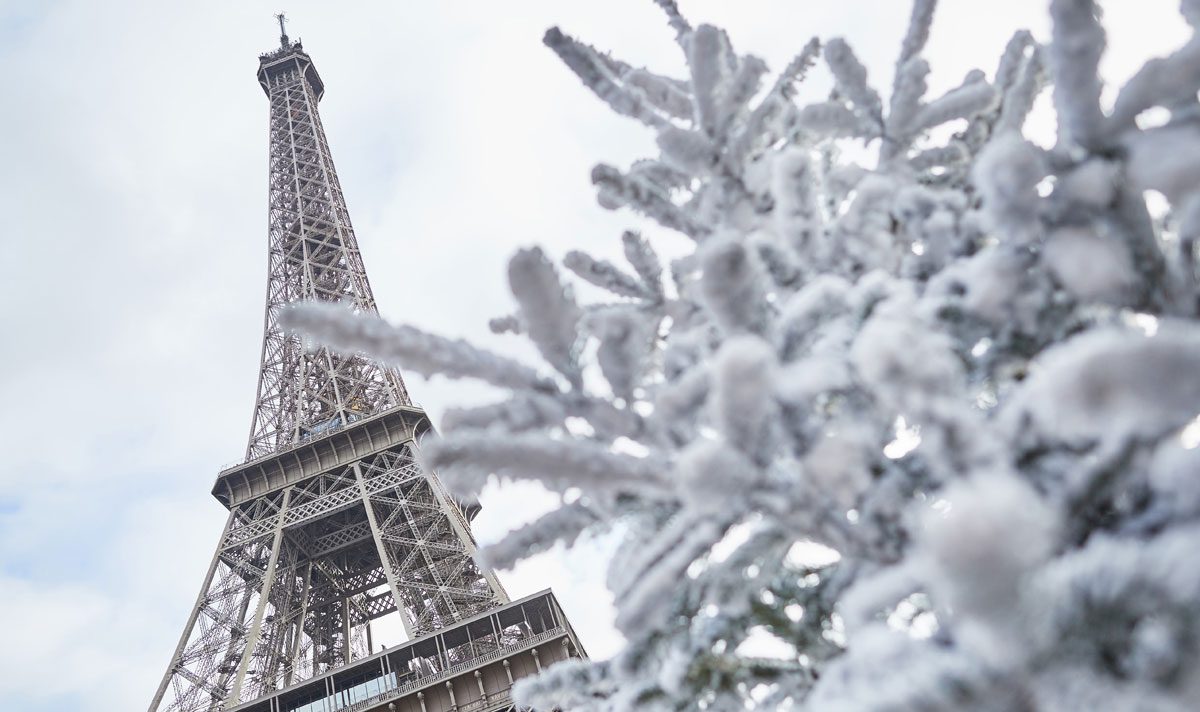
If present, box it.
[0,1,1188,710]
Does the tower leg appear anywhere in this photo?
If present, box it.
[415,439,510,604]
[148,510,236,712]
[355,461,416,640]
[354,446,507,637]
[150,490,296,712]
[226,490,291,707]
[283,562,313,686]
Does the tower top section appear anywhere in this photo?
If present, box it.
[256,15,324,100]
[244,21,408,461]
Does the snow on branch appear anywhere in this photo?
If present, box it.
[281,302,551,391]
[589,306,655,401]
[621,230,665,302]
[699,238,771,336]
[652,0,692,44]
[423,431,669,498]
[508,247,584,387]
[564,250,651,299]
[543,27,673,129]
[995,30,1036,95]
[1004,324,1200,445]
[730,38,822,162]
[481,502,599,570]
[592,163,711,238]
[897,0,937,68]
[995,44,1044,135]
[441,394,566,434]
[622,68,694,120]
[825,38,884,133]
[911,80,996,133]
[687,25,737,139]
[796,102,875,139]
[773,38,823,103]
[1107,39,1200,135]
[488,314,522,335]
[1048,0,1107,149]
[885,58,930,146]
[711,336,778,461]
[308,3,1200,708]
[612,513,730,634]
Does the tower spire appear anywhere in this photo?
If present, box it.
[274,12,289,49]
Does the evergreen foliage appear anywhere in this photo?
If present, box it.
[284,1,1200,708]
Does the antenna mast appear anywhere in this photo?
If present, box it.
[274,12,289,49]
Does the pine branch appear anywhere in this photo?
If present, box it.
[281,303,552,391]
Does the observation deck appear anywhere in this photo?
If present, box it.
[257,39,325,99]
[213,404,433,508]
[229,590,585,712]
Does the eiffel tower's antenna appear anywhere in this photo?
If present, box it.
[274,11,289,49]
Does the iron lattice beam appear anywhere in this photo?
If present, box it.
[246,38,409,462]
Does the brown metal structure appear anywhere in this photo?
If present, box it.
[245,18,408,461]
[149,22,582,712]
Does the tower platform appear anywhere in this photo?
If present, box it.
[230,590,584,712]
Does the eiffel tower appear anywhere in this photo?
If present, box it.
[149,17,584,712]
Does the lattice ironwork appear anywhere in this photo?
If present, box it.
[246,29,409,462]
[149,24,509,712]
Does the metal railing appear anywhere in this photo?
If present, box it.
[280,627,565,712]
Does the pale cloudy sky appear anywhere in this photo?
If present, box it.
[0,1,1187,710]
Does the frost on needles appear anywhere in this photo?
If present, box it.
[283,0,1200,709]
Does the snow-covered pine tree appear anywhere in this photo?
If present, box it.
[283,0,1200,708]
